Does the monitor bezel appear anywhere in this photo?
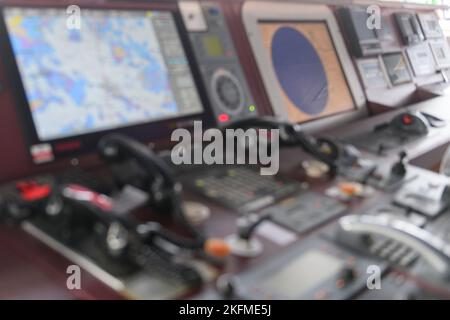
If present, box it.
[0,3,215,163]
[242,2,367,133]
[417,11,444,40]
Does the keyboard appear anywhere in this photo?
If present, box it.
[182,166,304,213]
[263,192,348,234]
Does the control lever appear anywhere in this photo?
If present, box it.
[337,214,450,279]
[56,184,209,285]
[388,151,408,184]
[59,184,205,251]
[216,274,241,300]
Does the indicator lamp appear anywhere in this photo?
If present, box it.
[218,113,229,122]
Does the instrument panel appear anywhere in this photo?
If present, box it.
[0,0,450,303]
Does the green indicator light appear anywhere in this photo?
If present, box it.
[249,105,256,112]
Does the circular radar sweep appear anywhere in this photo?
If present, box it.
[271,26,328,115]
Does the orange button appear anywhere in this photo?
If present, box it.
[339,182,359,196]
[204,238,231,258]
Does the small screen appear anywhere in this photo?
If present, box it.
[357,58,388,89]
[419,12,443,39]
[202,35,224,57]
[260,250,344,298]
[430,40,450,69]
[382,53,412,86]
[258,21,355,123]
[406,44,435,77]
[4,8,204,141]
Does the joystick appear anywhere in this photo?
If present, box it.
[216,274,240,299]
[389,151,408,184]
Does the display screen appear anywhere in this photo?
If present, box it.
[382,53,412,85]
[418,13,443,39]
[258,21,355,123]
[357,58,388,89]
[3,8,204,141]
[430,39,450,68]
[406,44,436,76]
[202,35,224,57]
[259,250,344,298]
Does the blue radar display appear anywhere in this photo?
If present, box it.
[271,26,328,115]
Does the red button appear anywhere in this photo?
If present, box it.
[218,114,229,122]
[17,181,51,201]
[402,114,413,125]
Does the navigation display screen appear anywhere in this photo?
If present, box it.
[382,52,412,85]
[258,21,355,124]
[3,8,204,141]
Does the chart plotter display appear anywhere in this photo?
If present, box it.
[3,8,204,141]
[258,22,355,123]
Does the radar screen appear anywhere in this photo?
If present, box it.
[258,22,355,123]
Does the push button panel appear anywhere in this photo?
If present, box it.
[180,1,257,126]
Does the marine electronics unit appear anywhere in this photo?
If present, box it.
[394,12,425,45]
[339,6,382,57]
[406,43,436,77]
[417,12,444,40]
[0,5,214,163]
[242,2,366,132]
[179,1,257,126]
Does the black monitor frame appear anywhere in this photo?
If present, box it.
[0,2,215,163]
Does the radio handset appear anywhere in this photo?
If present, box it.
[224,116,338,176]
[98,134,204,246]
[337,214,450,280]
[98,134,177,205]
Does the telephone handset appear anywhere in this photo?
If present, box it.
[98,134,177,208]
[98,134,204,245]
[337,214,450,280]
[223,116,339,175]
